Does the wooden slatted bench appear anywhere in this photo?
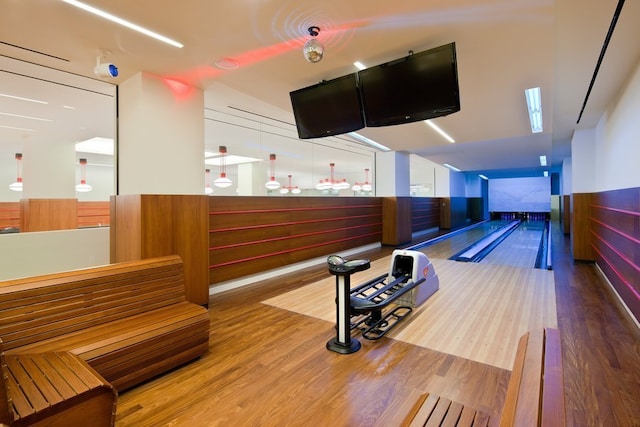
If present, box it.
[1,346,117,426]
[402,328,565,427]
[0,255,209,425]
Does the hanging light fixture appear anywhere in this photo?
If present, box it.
[352,168,373,192]
[280,175,301,195]
[9,153,23,192]
[315,163,349,191]
[75,158,93,192]
[264,153,281,190]
[205,168,213,194]
[214,145,232,188]
[303,26,324,63]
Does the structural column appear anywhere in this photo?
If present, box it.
[375,151,412,245]
[112,73,209,305]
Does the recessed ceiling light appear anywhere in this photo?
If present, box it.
[0,125,36,132]
[60,0,183,48]
[0,93,48,104]
[443,163,461,172]
[525,87,543,133]
[543,171,549,177]
[0,112,52,122]
[75,137,114,155]
[353,61,366,70]
[539,155,547,166]
[425,120,455,143]
[479,174,488,180]
[348,132,390,151]
[214,58,240,70]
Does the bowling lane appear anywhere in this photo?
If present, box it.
[414,221,511,260]
[480,221,545,268]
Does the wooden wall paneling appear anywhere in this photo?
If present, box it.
[110,195,209,305]
[562,195,571,235]
[77,201,110,228]
[382,197,412,246]
[111,195,142,262]
[440,198,451,229]
[570,193,593,261]
[466,197,485,222]
[449,197,469,229]
[590,188,640,321]
[19,198,77,232]
[410,197,440,233]
[172,195,209,305]
[208,197,383,284]
[0,202,20,229]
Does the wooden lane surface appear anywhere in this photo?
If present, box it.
[263,256,556,370]
[480,221,545,268]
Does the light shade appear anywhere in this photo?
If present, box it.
[525,87,543,133]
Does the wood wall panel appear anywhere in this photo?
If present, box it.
[382,197,411,246]
[77,201,110,228]
[570,193,593,261]
[590,188,640,321]
[20,198,77,232]
[209,197,383,284]
[0,202,19,229]
[410,197,440,233]
[449,197,469,229]
[111,195,209,305]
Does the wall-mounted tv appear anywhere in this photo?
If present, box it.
[289,73,364,139]
[358,42,460,127]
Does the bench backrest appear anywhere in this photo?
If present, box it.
[499,328,565,427]
[0,255,187,352]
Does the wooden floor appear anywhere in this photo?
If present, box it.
[264,258,556,370]
[115,224,640,426]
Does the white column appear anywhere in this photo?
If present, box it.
[118,72,204,195]
[374,151,410,197]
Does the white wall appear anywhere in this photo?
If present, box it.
[0,228,110,281]
[562,158,572,196]
[595,59,640,191]
[571,128,597,193]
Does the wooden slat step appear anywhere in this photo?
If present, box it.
[404,393,490,427]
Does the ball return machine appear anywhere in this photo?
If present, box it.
[326,250,439,354]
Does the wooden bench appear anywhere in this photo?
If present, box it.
[1,345,117,426]
[402,328,565,427]
[0,255,209,425]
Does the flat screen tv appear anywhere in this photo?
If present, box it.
[290,73,364,139]
[358,42,460,127]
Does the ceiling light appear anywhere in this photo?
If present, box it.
[0,125,36,132]
[425,120,455,143]
[0,93,48,104]
[525,87,543,133]
[443,163,461,172]
[354,61,366,70]
[60,0,184,48]
[264,153,281,190]
[205,169,213,195]
[303,26,324,63]
[9,153,23,192]
[543,171,549,177]
[76,137,114,155]
[348,132,390,151]
[0,112,52,122]
[213,146,232,188]
[75,158,93,192]
[539,155,547,166]
[479,174,488,180]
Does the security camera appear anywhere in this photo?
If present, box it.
[94,62,118,78]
